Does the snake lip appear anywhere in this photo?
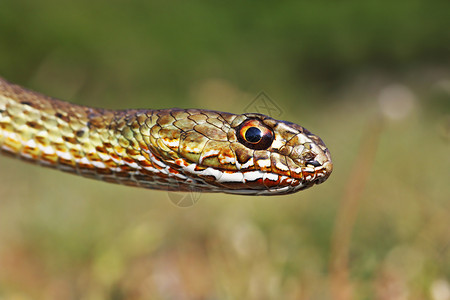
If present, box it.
[312,161,333,185]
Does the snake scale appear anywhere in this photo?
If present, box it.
[0,76,332,195]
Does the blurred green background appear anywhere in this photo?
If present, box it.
[0,1,449,299]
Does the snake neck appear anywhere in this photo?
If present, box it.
[0,77,224,192]
[0,78,152,187]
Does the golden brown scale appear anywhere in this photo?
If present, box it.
[0,77,148,187]
[0,77,333,195]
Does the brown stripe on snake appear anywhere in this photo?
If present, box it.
[0,76,332,195]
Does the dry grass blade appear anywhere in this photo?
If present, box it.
[330,116,384,300]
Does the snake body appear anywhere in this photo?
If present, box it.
[0,77,332,195]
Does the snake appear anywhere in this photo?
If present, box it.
[0,76,332,195]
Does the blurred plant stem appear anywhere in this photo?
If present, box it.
[330,116,384,300]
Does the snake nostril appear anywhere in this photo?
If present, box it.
[306,159,321,167]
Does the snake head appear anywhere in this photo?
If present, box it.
[155,109,333,195]
[223,113,333,194]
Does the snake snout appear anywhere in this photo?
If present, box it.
[295,136,333,184]
[312,146,333,184]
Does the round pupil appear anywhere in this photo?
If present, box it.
[245,127,262,143]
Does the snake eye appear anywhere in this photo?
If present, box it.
[237,119,274,150]
[245,127,262,143]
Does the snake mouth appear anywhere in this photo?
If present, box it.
[176,159,332,195]
[312,160,333,185]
